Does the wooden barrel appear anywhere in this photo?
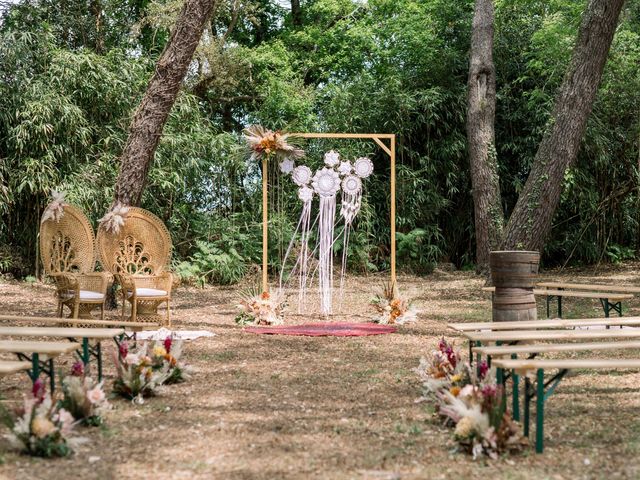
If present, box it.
[489,251,540,322]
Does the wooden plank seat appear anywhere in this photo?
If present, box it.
[482,286,632,318]
[473,339,640,357]
[0,326,124,382]
[0,360,32,376]
[0,341,81,391]
[492,357,640,453]
[0,314,153,332]
[448,316,640,332]
[465,328,640,344]
[537,282,640,294]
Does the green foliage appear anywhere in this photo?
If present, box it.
[396,228,443,274]
[175,240,249,286]
[1,0,640,281]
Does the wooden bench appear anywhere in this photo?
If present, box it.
[0,326,124,381]
[492,357,640,453]
[462,328,640,372]
[0,340,81,391]
[0,360,32,377]
[465,328,640,344]
[448,316,640,332]
[482,286,632,318]
[536,282,638,317]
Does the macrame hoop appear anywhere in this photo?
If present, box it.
[261,133,397,305]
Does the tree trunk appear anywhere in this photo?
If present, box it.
[467,0,503,270]
[113,0,218,207]
[291,0,302,27]
[502,0,626,251]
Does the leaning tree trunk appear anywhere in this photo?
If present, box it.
[502,0,626,251]
[113,0,218,207]
[467,0,503,270]
[291,0,302,27]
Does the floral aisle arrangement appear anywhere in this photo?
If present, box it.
[415,338,528,459]
[150,336,191,384]
[60,362,111,426]
[112,341,170,403]
[1,380,76,458]
[371,281,417,325]
[235,288,286,326]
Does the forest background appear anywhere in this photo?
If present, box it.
[1,0,639,285]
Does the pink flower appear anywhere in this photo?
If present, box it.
[55,408,75,434]
[70,361,84,377]
[86,385,106,405]
[118,342,128,359]
[32,379,45,403]
[164,336,172,354]
[478,361,489,380]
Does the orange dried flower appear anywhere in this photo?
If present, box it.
[261,291,270,300]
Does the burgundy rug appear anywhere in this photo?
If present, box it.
[244,322,397,337]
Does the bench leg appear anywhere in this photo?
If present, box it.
[49,358,55,393]
[97,341,103,382]
[557,296,562,318]
[536,368,545,453]
[512,355,520,422]
[546,295,550,318]
[82,338,90,365]
[31,353,40,382]
[524,376,531,437]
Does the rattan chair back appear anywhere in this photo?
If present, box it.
[96,207,172,275]
[40,204,96,275]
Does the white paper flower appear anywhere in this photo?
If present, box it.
[341,175,362,195]
[312,167,341,197]
[337,161,352,176]
[298,186,314,203]
[292,165,312,186]
[279,158,295,174]
[354,157,374,178]
[324,150,340,167]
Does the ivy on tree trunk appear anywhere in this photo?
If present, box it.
[466,0,503,270]
[113,0,218,207]
[501,0,626,252]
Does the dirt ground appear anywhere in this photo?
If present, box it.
[1,264,640,479]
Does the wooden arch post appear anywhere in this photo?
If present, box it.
[261,133,396,294]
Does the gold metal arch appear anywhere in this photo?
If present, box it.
[261,132,396,293]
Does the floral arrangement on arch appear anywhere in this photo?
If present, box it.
[149,335,191,384]
[235,287,286,326]
[371,281,417,325]
[415,338,528,459]
[243,125,305,163]
[60,362,111,427]
[112,341,171,404]
[1,379,76,458]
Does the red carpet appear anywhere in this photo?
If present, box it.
[244,322,397,337]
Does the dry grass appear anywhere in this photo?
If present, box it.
[1,264,640,479]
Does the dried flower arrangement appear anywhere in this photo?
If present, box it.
[112,341,171,404]
[371,281,417,325]
[243,124,305,163]
[1,380,76,458]
[60,362,111,426]
[149,336,191,385]
[415,338,528,459]
[235,288,286,326]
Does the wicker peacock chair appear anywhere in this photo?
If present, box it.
[39,204,111,319]
[96,207,174,326]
